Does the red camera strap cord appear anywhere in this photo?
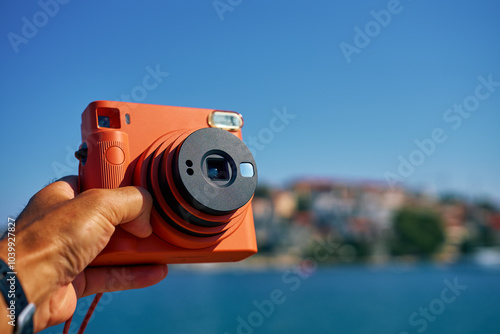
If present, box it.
[62,293,103,334]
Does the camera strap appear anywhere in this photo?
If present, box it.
[62,293,102,334]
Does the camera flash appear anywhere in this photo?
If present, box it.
[208,111,243,131]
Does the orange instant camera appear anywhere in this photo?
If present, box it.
[76,101,258,266]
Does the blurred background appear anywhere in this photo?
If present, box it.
[1,1,499,333]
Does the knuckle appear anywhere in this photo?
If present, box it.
[79,188,121,226]
[83,188,110,203]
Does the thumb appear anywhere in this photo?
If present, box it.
[73,186,154,238]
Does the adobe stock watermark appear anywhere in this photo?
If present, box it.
[244,107,297,159]
[213,0,244,21]
[384,73,500,189]
[7,0,71,54]
[51,64,169,179]
[223,235,343,334]
[339,0,406,64]
[398,277,467,334]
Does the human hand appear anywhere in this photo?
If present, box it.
[0,176,168,333]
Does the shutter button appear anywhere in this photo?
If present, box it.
[106,146,125,165]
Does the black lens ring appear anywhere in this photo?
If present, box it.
[158,148,228,228]
[174,128,258,215]
[145,146,221,238]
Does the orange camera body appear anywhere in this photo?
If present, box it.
[78,101,258,266]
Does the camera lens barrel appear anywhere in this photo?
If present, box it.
[135,127,257,247]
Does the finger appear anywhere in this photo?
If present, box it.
[34,284,77,331]
[36,175,79,206]
[73,265,168,298]
[75,186,153,238]
[16,175,79,228]
[57,175,79,194]
[16,185,154,285]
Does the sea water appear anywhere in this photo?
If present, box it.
[43,263,500,334]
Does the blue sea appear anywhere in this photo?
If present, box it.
[43,263,500,334]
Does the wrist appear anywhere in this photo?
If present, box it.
[0,257,36,334]
[0,238,56,308]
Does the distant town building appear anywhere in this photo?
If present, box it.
[252,177,499,263]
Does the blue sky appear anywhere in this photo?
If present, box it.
[1,0,499,219]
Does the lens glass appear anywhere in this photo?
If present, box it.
[206,157,229,181]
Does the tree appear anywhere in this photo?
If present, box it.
[254,184,272,198]
[390,207,445,258]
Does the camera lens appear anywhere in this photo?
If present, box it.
[135,127,257,246]
[206,157,230,181]
[173,128,257,215]
[207,161,226,180]
[208,166,219,179]
[205,154,233,184]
